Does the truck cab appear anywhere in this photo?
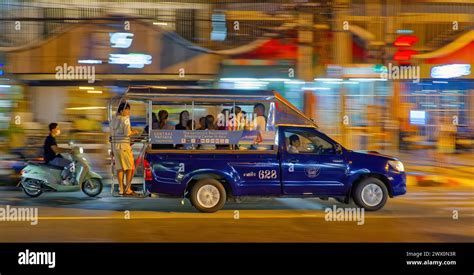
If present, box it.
[144,124,406,213]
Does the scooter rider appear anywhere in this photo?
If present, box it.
[43,123,74,184]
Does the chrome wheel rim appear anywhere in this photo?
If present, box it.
[84,179,100,195]
[196,185,220,208]
[361,183,384,207]
[23,179,42,195]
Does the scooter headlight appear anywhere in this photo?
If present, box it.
[388,160,404,172]
[79,147,84,154]
[20,168,30,175]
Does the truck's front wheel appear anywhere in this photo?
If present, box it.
[353,177,388,211]
[190,179,226,213]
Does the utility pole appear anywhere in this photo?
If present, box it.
[332,0,351,148]
[297,12,315,118]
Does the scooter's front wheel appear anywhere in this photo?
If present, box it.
[82,178,103,197]
[22,179,43,198]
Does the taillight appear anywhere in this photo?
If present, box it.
[144,159,153,181]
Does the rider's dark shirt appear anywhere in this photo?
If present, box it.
[44,134,60,163]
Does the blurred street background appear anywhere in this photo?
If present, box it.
[0,0,472,242]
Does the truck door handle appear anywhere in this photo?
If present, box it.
[289,159,299,163]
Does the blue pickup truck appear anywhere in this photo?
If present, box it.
[114,87,406,212]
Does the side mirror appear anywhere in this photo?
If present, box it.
[335,144,343,155]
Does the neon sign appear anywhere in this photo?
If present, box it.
[109,32,134,48]
[109,53,152,68]
[431,64,471,79]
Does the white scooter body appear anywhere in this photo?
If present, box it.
[20,144,103,197]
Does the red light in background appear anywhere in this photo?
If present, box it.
[394,35,419,47]
[393,49,418,61]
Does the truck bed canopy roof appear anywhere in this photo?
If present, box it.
[124,86,276,102]
[122,86,317,128]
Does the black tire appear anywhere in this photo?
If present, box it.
[82,178,103,197]
[190,179,226,213]
[22,179,43,198]
[352,177,388,211]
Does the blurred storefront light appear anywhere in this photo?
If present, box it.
[314,78,343,82]
[259,78,291,82]
[284,80,305,85]
[396,29,414,34]
[431,64,471,79]
[109,32,134,48]
[108,53,152,69]
[220,77,292,82]
[78,60,103,64]
[410,110,427,125]
[211,14,227,41]
[301,87,330,91]
[348,78,387,82]
[66,107,107,110]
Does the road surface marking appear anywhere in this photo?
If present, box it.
[32,212,474,221]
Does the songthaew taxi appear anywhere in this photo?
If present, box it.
[108,87,406,213]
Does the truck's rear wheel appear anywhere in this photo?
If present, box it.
[190,179,226,213]
[353,177,388,211]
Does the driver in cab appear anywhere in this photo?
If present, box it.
[287,134,301,154]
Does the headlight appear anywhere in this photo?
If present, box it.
[388,160,404,172]
[79,147,84,154]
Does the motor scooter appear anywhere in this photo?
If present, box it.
[19,143,103,198]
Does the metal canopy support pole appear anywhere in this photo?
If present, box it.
[148,100,152,136]
[143,99,152,196]
[192,101,195,130]
[108,99,115,195]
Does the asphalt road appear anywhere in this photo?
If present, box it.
[0,185,472,242]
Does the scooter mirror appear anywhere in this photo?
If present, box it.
[69,141,75,147]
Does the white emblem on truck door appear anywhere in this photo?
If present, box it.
[304,166,320,178]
